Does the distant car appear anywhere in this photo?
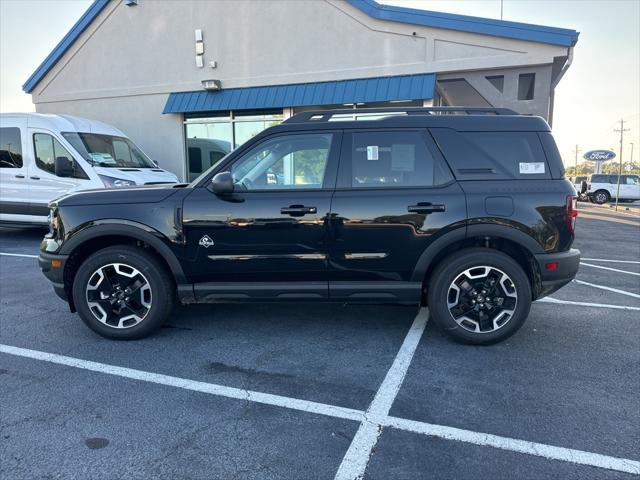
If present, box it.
[587,174,640,204]
[0,113,179,225]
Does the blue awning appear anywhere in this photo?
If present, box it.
[162,73,436,114]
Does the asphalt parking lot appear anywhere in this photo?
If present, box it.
[1,206,639,479]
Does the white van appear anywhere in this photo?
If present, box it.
[0,113,178,225]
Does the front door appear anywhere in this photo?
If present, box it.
[182,131,341,301]
[29,130,78,216]
[328,129,467,302]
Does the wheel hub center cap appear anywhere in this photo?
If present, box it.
[476,294,485,303]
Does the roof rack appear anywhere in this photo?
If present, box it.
[283,106,519,124]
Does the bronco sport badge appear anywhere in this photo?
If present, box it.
[198,235,215,248]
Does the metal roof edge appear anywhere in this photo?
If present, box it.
[347,0,579,47]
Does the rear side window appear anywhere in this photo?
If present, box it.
[590,174,611,183]
[346,130,451,188]
[0,127,23,168]
[430,129,550,180]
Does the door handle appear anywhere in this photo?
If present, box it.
[30,176,41,180]
[281,205,317,216]
[407,202,446,214]
[14,174,25,179]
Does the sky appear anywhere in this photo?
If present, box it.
[1,0,639,166]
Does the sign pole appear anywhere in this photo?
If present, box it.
[614,119,629,211]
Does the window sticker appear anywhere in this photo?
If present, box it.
[391,143,415,172]
[519,162,545,174]
[90,153,116,165]
[366,145,379,161]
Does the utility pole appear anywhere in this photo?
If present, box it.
[500,0,504,20]
[614,119,629,211]
[573,144,581,176]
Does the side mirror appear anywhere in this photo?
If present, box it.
[210,171,234,195]
[55,156,74,177]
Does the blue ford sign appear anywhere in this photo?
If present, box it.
[583,150,616,161]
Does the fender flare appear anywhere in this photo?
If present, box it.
[410,223,544,282]
[59,220,187,284]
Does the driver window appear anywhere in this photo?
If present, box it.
[33,133,73,175]
[230,133,333,190]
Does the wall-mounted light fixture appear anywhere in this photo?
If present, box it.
[124,0,138,6]
[202,79,222,91]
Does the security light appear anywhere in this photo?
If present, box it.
[202,79,222,91]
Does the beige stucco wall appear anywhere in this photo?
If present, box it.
[31,0,571,179]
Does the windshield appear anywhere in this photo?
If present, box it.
[62,132,156,168]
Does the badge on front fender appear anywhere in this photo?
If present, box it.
[198,235,215,248]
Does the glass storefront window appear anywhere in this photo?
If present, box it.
[184,111,282,182]
[185,120,232,182]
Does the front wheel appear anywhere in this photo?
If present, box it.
[427,248,532,345]
[72,246,175,340]
[592,190,610,204]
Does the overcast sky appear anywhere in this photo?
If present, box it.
[1,0,639,166]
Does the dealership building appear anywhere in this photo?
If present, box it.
[24,0,579,181]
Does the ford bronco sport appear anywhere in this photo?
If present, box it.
[39,107,580,344]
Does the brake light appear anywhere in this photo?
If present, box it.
[566,195,578,234]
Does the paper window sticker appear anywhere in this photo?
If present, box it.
[366,145,379,161]
[391,144,415,172]
[519,162,545,174]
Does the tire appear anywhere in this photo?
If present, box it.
[72,245,175,340]
[427,248,532,345]
[592,190,610,204]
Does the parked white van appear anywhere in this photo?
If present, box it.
[0,113,178,225]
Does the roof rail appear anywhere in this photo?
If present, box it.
[283,106,519,123]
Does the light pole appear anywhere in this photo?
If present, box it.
[630,142,635,167]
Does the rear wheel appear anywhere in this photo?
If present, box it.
[72,246,175,340]
[427,248,531,345]
[592,190,610,204]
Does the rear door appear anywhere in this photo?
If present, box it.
[0,126,31,219]
[620,175,640,200]
[327,128,466,302]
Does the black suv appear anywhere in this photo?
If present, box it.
[39,107,580,345]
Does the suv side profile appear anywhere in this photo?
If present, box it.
[39,107,580,345]
[587,174,640,204]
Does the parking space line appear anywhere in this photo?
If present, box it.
[580,262,640,276]
[0,344,364,422]
[581,258,640,264]
[334,308,429,480]
[0,252,38,259]
[383,416,640,475]
[573,279,640,299]
[538,297,640,311]
[2,339,640,476]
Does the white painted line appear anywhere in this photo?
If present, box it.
[581,258,640,265]
[580,262,640,277]
[538,297,640,311]
[0,344,363,422]
[0,252,38,259]
[334,308,429,480]
[573,279,640,299]
[2,341,640,476]
[383,416,640,476]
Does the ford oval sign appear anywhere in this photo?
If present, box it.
[583,150,616,161]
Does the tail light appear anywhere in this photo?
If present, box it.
[566,195,578,234]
